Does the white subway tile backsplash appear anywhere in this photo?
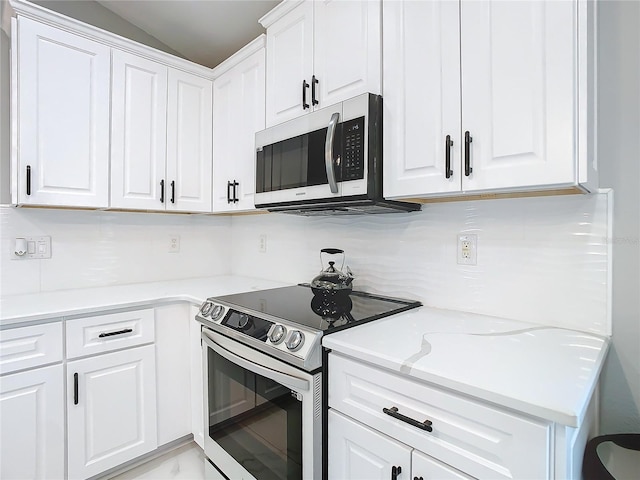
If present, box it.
[0,207,232,295]
[230,192,612,336]
[0,192,611,336]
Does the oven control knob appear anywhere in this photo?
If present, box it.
[285,330,305,352]
[200,301,214,317]
[268,324,287,345]
[210,305,225,321]
[237,313,251,330]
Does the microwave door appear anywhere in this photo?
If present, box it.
[255,106,343,205]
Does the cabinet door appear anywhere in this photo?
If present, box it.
[110,50,168,210]
[166,69,213,213]
[67,345,157,480]
[314,0,381,109]
[16,17,110,207]
[460,0,576,191]
[190,309,204,448]
[412,450,473,480]
[383,0,461,199]
[213,48,265,212]
[328,409,411,480]
[265,1,313,127]
[212,68,237,212]
[0,364,64,480]
[155,304,191,446]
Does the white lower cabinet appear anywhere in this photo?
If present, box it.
[0,364,65,480]
[67,345,157,480]
[329,409,411,480]
[329,410,472,480]
[155,304,192,446]
[329,352,551,479]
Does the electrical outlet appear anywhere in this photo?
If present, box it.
[457,234,477,265]
[168,235,180,253]
[259,234,267,253]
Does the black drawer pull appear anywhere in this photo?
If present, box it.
[73,373,79,405]
[170,180,175,204]
[160,179,165,203]
[383,406,432,432]
[98,328,133,338]
[414,477,424,480]
[391,465,402,480]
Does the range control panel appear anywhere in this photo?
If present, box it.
[196,300,322,365]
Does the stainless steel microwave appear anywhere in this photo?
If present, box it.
[254,93,420,215]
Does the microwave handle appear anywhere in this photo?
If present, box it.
[325,112,340,194]
[202,330,309,392]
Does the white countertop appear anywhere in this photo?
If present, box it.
[322,306,609,427]
[0,275,289,327]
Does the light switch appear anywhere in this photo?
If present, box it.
[10,236,51,260]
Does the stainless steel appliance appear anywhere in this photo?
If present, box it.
[254,93,421,215]
[196,284,421,479]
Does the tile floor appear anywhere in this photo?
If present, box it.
[109,443,206,480]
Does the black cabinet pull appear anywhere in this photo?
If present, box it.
[445,134,453,179]
[383,406,433,432]
[26,165,31,195]
[170,180,175,204]
[233,180,239,203]
[312,75,319,106]
[302,80,310,109]
[160,179,165,203]
[73,373,79,405]
[391,466,402,480]
[98,328,133,338]
[414,477,424,480]
[464,130,473,177]
[227,181,233,204]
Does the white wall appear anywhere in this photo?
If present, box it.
[30,0,184,58]
[0,206,232,296]
[597,0,640,435]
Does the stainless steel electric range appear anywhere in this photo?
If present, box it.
[195,284,421,480]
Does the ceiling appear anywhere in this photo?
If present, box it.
[96,0,281,68]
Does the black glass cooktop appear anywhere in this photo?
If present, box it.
[212,284,422,334]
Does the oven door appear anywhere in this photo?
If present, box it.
[202,328,321,480]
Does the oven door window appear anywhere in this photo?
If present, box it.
[207,347,303,480]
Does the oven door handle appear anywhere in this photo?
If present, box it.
[202,332,309,392]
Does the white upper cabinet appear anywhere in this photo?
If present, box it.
[383,0,597,200]
[213,38,266,213]
[264,1,313,127]
[166,69,213,213]
[111,58,212,213]
[382,0,461,197]
[110,51,168,210]
[314,0,381,108]
[14,17,110,207]
[262,0,381,127]
[9,2,214,213]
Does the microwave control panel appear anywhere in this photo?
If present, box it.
[341,116,365,181]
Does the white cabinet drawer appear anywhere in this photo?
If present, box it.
[329,353,550,479]
[66,309,154,359]
[0,322,63,374]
